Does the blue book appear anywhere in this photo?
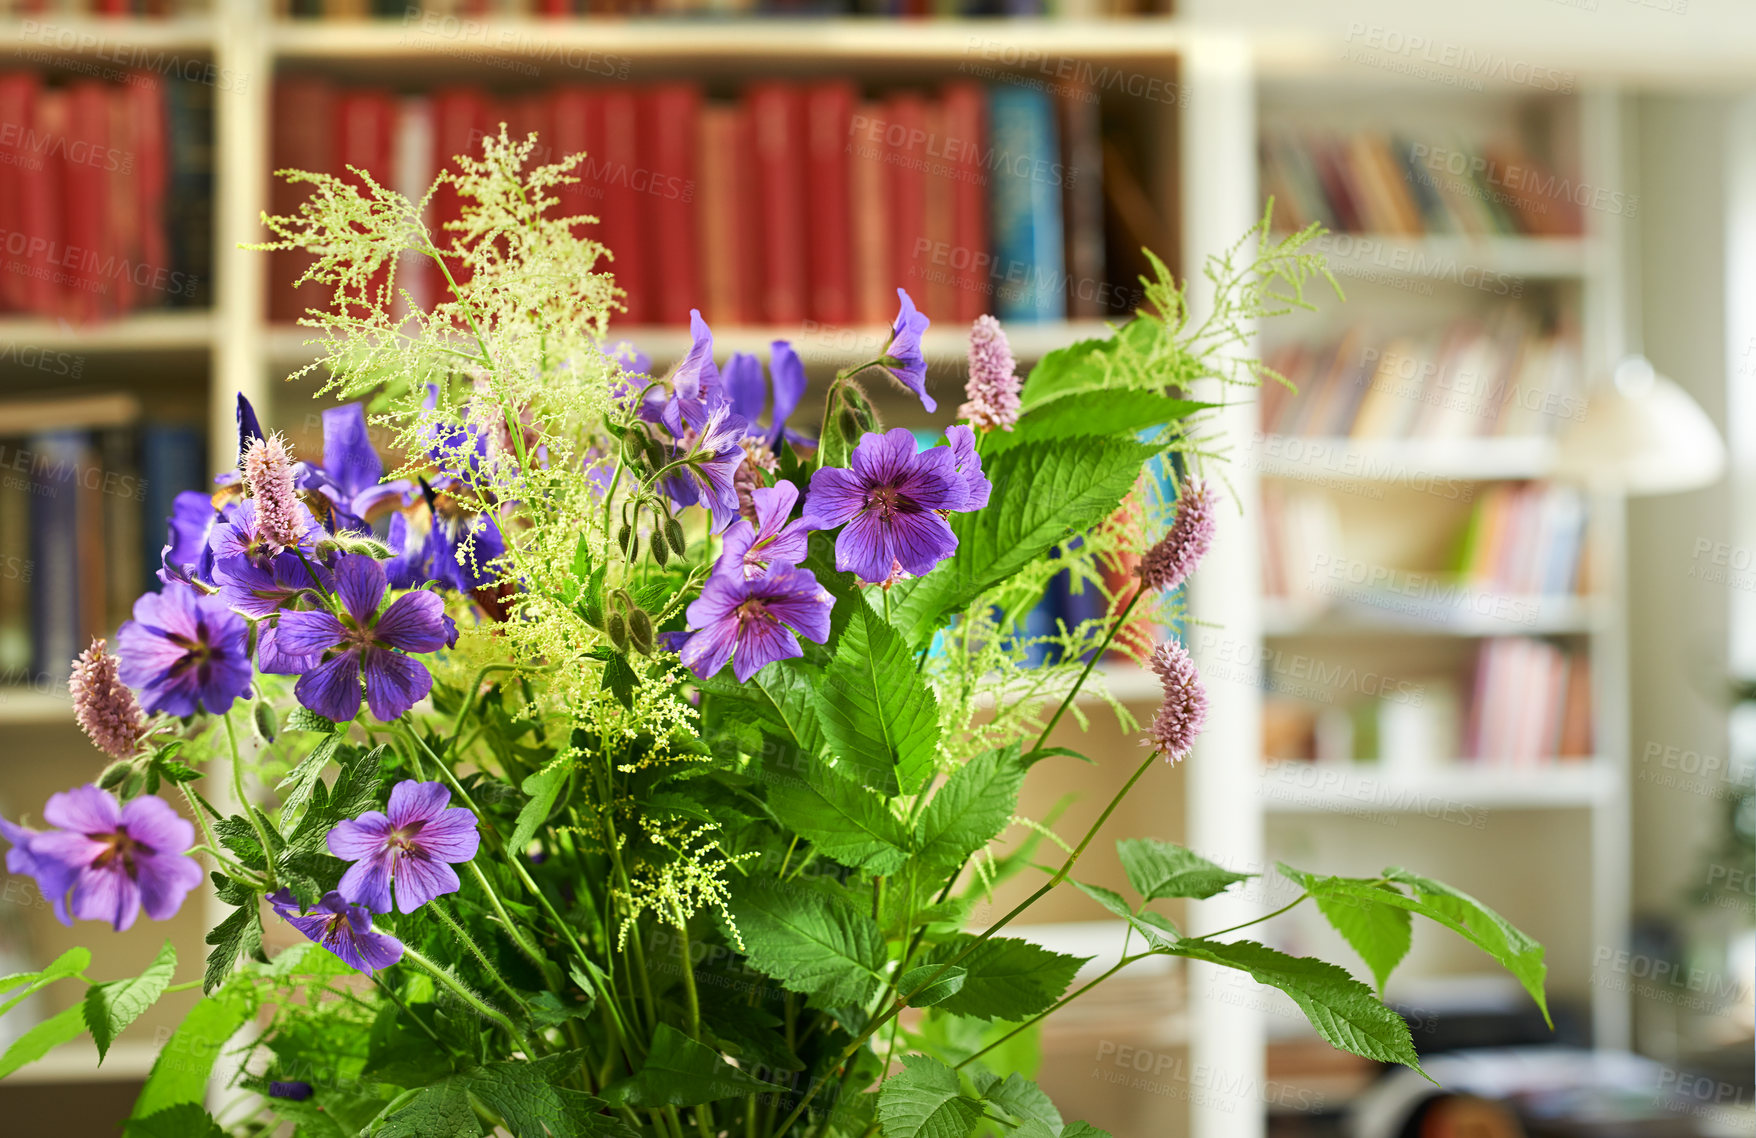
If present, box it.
[987,87,1066,323]
[140,424,208,592]
[28,433,85,686]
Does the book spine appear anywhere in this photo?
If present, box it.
[596,88,648,324]
[804,80,855,327]
[747,82,807,325]
[986,86,1065,322]
[941,81,988,324]
[643,83,702,325]
[28,433,84,686]
[882,91,928,318]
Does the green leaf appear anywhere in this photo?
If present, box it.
[127,1105,226,1138]
[85,941,177,1063]
[897,965,966,1008]
[1062,1122,1114,1137]
[1017,335,1117,411]
[509,758,571,852]
[815,605,941,797]
[1117,839,1253,901]
[277,731,344,823]
[1384,867,1549,1024]
[1069,880,1178,950]
[888,437,1160,645]
[602,1023,783,1109]
[0,1003,87,1079]
[990,389,1212,453]
[1280,868,1411,995]
[130,989,251,1119]
[976,1071,1062,1132]
[0,946,91,1020]
[751,658,831,754]
[602,651,639,710]
[1166,938,1425,1075]
[376,1079,480,1138]
[284,707,336,734]
[204,901,262,994]
[725,878,887,1009]
[920,937,1088,1022]
[471,1052,638,1136]
[914,746,1025,869]
[877,1053,983,1138]
[766,756,912,875]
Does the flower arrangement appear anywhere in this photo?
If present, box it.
[0,132,1550,1137]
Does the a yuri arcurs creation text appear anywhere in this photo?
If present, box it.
[0,132,1551,1138]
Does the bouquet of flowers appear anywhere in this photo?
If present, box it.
[0,132,1549,1137]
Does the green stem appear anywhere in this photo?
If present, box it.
[223,712,277,888]
[466,860,549,973]
[674,913,703,1040]
[955,953,1151,1071]
[400,945,537,1057]
[1034,590,1141,751]
[430,903,539,1029]
[1200,892,1310,941]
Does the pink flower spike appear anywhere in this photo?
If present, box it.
[1137,478,1215,593]
[69,638,146,760]
[243,433,305,555]
[959,315,1021,432]
[1145,639,1207,763]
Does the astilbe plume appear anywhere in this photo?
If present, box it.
[1146,639,1207,762]
[69,638,145,760]
[959,315,1021,431]
[243,433,305,554]
[1137,478,1215,593]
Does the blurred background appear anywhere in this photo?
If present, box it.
[0,1,1750,1135]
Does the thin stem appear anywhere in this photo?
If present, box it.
[674,914,702,1040]
[1200,892,1309,942]
[431,903,538,1026]
[466,860,548,972]
[399,945,537,1057]
[955,953,1151,1071]
[1034,590,1141,751]
[223,712,277,888]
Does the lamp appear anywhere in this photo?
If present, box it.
[1556,354,1726,496]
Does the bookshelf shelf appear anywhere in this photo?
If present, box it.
[0,688,72,726]
[1275,235,1593,281]
[1261,596,1607,639]
[1251,435,1560,483]
[1258,758,1618,813]
[0,311,214,354]
[5,1040,159,1085]
[0,18,216,59]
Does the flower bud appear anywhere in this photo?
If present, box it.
[98,760,132,790]
[664,518,686,555]
[616,523,633,556]
[628,609,654,654]
[621,434,647,468]
[645,437,668,471]
[607,613,629,652]
[650,533,670,567]
[252,699,278,744]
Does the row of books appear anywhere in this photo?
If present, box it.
[0,400,205,687]
[1260,129,1584,238]
[275,0,1159,18]
[1454,482,1587,599]
[1263,638,1592,768]
[0,70,211,321]
[270,76,1113,328]
[1259,315,1585,440]
[3,1,198,14]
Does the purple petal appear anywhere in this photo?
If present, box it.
[258,621,321,675]
[323,403,386,500]
[801,466,866,530]
[337,854,394,914]
[341,909,404,971]
[331,554,388,625]
[730,617,802,683]
[411,809,480,862]
[118,796,195,855]
[327,813,392,861]
[683,573,744,629]
[373,591,450,653]
[133,850,203,921]
[884,509,961,577]
[362,649,433,722]
[161,491,219,583]
[392,855,460,913]
[43,785,121,834]
[72,865,141,931]
[236,393,265,451]
[944,425,992,511]
[766,341,806,447]
[715,521,758,580]
[761,518,817,569]
[274,609,348,660]
[835,512,902,584]
[677,619,739,681]
[386,781,452,828]
[723,351,766,424]
[757,568,834,644]
[672,309,721,405]
[848,428,921,486]
[885,288,934,411]
[750,481,800,541]
[894,446,968,512]
[296,650,365,722]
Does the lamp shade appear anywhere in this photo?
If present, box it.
[1556,356,1726,496]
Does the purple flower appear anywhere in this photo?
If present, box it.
[215,552,332,619]
[300,404,419,531]
[724,342,813,450]
[959,315,1021,431]
[117,582,253,717]
[269,890,404,973]
[1145,639,1207,763]
[803,428,975,584]
[717,482,818,580]
[654,310,724,436]
[425,506,506,593]
[326,780,480,914]
[880,289,934,412]
[944,425,991,512]
[0,786,202,931]
[69,638,145,760]
[208,500,321,576]
[159,490,220,587]
[269,1081,315,1101]
[674,564,834,682]
[274,554,453,722]
[664,402,751,530]
[1137,479,1215,593]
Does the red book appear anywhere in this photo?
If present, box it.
[23,87,67,318]
[63,81,110,321]
[549,86,597,233]
[337,89,396,315]
[883,91,928,320]
[698,104,746,326]
[849,99,889,326]
[804,80,855,327]
[0,73,37,313]
[121,72,169,317]
[502,91,552,169]
[271,76,336,323]
[747,82,807,326]
[595,89,648,324]
[642,83,701,326]
[942,81,988,323]
[430,86,492,304]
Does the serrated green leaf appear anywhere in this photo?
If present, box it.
[284,707,336,734]
[897,965,966,1008]
[815,605,941,797]
[914,746,1024,869]
[1069,880,1178,950]
[1117,839,1253,901]
[509,758,571,852]
[888,437,1160,645]
[471,1051,638,1136]
[375,1079,479,1138]
[204,902,262,994]
[877,1053,983,1138]
[976,1071,1062,1132]
[602,651,639,710]
[725,879,887,1009]
[276,731,343,823]
[0,946,90,1020]
[1384,867,1549,1025]
[766,755,912,874]
[0,1002,86,1079]
[130,988,250,1120]
[127,1104,226,1138]
[1017,335,1118,411]
[602,1023,783,1109]
[920,937,1088,1022]
[1061,1122,1114,1137]
[989,389,1212,453]
[750,658,830,753]
[1292,873,1412,995]
[1166,938,1425,1076]
[85,941,176,1063]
